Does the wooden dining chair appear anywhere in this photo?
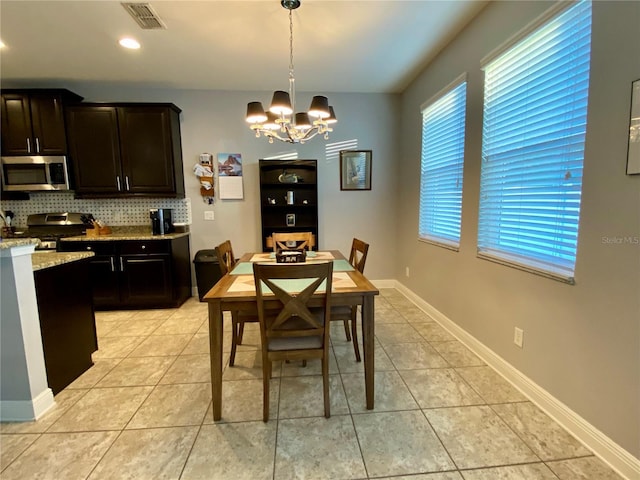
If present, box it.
[270,231,315,251]
[253,261,334,421]
[215,240,258,366]
[332,238,369,362]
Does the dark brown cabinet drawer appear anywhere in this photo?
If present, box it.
[119,240,170,255]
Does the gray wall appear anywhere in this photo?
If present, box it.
[397,1,639,457]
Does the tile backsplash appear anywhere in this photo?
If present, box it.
[1,192,192,228]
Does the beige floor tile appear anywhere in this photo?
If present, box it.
[425,406,538,469]
[48,386,153,432]
[131,309,176,321]
[101,319,164,337]
[0,389,89,434]
[400,369,484,408]
[128,334,193,357]
[461,463,558,479]
[280,352,339,376]
[375,323,423,345]
[278,374,349,418]
[0,433,40,471]
[491,402,591,461]
[342,370,418,413]
[275,415,367,479]
[353,410,454,477]
[205,378,280,423]
[159,354,212,384]
[376,473,462,480]
[168,306,208,320]
[126,383,211,428]
[223,349,272,380]
[431,341,485,367]
[65,358,121,389]
[88,426,198,480]
[0,431,118,480]
[414,322,457,342]
[92,336,145,359]
[182,422,276,480]
[384,342,449,369]
[546,456,625,479]
[376,309,409,324]
[94,318,119,337]
[94,310,137,322]
[402,309,434,324]
[181,333,210,355]
[456,366,527,403]
[152,317,205,335]
[96,356,176,387]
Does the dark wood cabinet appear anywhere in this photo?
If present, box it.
[259,159,318,251]
[1,89,82,156]
[58,236,191,309]
[34,258,97,395]
[65,103,185,198]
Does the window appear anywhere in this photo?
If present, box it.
[419,79,467,248]
[478,1,592,283]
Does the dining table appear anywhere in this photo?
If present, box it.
[203,250,379,420]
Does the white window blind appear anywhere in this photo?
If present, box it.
[478,0,592,283]
[419,80,467,248]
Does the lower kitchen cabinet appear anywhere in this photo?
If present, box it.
[34,258,97,395]
[58,236,191,309]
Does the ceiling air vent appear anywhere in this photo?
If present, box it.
[121,3,166,30]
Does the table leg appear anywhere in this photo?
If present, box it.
[361,295,375,409]
[208,300,223,421]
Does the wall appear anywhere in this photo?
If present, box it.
[398,0,639,459]
[1,86,400,281]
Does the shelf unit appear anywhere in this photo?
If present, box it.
[259,159,318,252]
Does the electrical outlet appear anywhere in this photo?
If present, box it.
[405,267,410,277]
[514,327,524,348]
[204,211,215,221]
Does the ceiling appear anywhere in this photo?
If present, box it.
[0,0,488,94]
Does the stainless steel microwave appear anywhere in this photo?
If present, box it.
[0,156,70,191]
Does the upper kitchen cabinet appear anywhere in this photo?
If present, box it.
[0,89,83,156]
[66,103,185,198]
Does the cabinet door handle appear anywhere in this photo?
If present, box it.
[110,256,115,272]
[125,176,130,191]
[35,137,40,153]
[26,138,31,153]
[120,257,124,271]
[116,176,122,191]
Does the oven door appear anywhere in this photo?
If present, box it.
[1,156,70,191]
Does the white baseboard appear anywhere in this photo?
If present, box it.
[0,388,55,421]
[393,280,639,480]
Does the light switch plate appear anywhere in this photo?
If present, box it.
[204,211,214,221]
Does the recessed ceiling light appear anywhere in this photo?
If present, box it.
[119,37,140,49]
[0,40,5,49]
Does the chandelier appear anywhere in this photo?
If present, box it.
[245,0,337,144]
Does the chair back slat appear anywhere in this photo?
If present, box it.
[215,240,236,275]
[271,232,315,251]
[349,238,369,273]
[253,262,333,348]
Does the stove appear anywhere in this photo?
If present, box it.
[24,212,94,250]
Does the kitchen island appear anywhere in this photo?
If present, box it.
[32,250,98,394]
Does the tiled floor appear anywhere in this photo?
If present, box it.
[0,288,625,480]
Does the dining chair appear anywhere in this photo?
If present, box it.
[331,238,369,362]
[215,240,258,366]
[253,261,334,421]
[270,231,315,251]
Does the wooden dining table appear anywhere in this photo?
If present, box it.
[203,250,379,420]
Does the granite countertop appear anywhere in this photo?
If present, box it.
[31,251,95,271]
[0,238,40,250]
[59,226,190,242]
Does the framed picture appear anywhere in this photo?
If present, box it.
[627,79,640,174]
[340,150,372,190]
[286,213,296,227]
